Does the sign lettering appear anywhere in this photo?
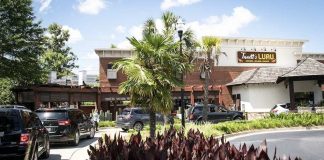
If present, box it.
[237,51,276,63]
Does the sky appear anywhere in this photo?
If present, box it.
[32,0,324,75]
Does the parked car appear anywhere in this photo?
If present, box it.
[270,104,289,115]
[35,107,95,146]
[0,105,50,160]
[187,104,244,123]
[116,108,166,131]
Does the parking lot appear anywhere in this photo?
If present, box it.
[48,128,128,160]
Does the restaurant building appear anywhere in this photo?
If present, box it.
[14,37,324,118]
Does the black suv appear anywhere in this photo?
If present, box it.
[35,108,95,146]
[0,105,50,160]
[187,104,244,123]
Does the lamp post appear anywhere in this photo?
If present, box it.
[177,18,185,128]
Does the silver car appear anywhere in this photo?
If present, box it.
[116,108,165,131]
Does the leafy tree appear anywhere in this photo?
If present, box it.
[0,78,14,105]
[0,0,46,85]
[115,12,193,138]
[200,36,224,121]
[41,23,78,79]
[110,44,117,48]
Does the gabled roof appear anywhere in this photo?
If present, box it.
[227,58,324,86]
[276,58,324,82]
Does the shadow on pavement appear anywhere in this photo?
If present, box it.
[46,154,62,160]
[50,137,99,149]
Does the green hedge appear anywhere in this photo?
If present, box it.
[129,113,324,137]
[98,121,115,128]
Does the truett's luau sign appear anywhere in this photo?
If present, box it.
[237,51,276,63]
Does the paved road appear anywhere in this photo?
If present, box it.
[229,129,324,160]
[47,128,128,160]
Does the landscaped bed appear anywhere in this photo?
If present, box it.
[128,113,324,138]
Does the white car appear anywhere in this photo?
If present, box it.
[270,104,289,115]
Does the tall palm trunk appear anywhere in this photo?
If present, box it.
[202,51,211,121]
[149,108,156,138]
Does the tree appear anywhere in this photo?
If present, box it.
[0,0,46,85]
[0,78,15,105]
[110,44,117,48]
[41,23,78,79]
[115,12,192,138]
[200,36,224,121]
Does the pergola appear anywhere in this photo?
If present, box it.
[276,58,324,109]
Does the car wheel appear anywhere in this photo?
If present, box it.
[40,139,50,159]
[88,127,95,139]
[195,118,203,125]
[234,116,242,121]
[72,130,80,146]
[133,122,143,131]
[121,128,129,132]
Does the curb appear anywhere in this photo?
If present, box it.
[223,126,324,141]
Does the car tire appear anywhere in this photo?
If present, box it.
[195,118,203,125]
[71,130,80,146]
[234,116,242,121]
[40,139,50,159]
[121,128,129,132]
[88,127,95,139]
[133,122,143,131]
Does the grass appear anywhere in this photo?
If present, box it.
[128,113,324,138]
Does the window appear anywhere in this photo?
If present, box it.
[210,107,216,112]
[107,63,117,79]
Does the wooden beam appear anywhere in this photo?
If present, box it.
[288,79,296,110]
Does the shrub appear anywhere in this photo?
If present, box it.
[87,128,301,160]
[99,121,115,128]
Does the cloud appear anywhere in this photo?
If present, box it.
[187,6,257,39]
[39,0,52,12]
[161,0,201,10]
[110,34,116,39]
[62,26,83,44]
[77,0,106,15]
[116,25,126,33]
[115,6,256,48]
[79,52,98,60]
[117,40,133,49]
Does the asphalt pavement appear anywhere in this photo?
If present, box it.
[229,129,324,160]
[47,128,128,160]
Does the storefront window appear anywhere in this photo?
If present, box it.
[294,92,314,106]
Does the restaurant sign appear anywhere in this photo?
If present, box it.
[237,51,276,63]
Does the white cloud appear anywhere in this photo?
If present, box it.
[187,6,257,39]
[128,25,143,39]
[110,34,116,39]
[161,0,201,10]
[117,40,133,49]
[62,26,83,44]
[77,0,106,15]
[39,0,52,12]
[79,52,98,60]
[115,25,126,33]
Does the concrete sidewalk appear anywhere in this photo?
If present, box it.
[69,128,128,160]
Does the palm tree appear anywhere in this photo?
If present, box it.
[115,33,190,138]
[200,36,224,121]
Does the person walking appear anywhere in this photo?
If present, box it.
[92,109,100,131]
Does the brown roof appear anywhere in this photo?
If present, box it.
[277,58,324,80]
[227,58,324,86]
[226,67,291,86]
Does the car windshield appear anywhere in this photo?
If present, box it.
[121,109,131,115]
[36,110,67,120]
[193,107,203,113]
[0,110,20,132]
